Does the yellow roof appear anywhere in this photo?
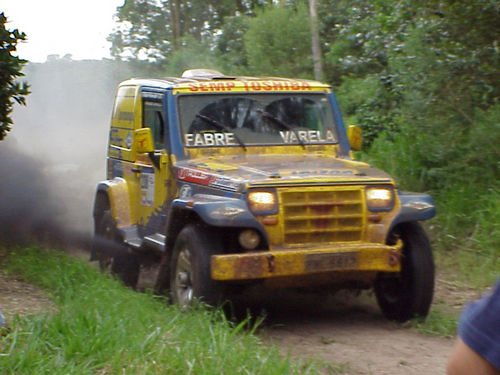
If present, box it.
[119,69,331,94]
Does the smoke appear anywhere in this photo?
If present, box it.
[0,139,66,244]
[0,57,137,250]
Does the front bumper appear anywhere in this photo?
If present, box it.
[211,242,402,281]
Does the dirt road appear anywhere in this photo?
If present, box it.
[1,263,458,375]
[254,290,454,374]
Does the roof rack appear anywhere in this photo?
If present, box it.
[181,69,227,79]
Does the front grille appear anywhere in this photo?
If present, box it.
[279,187,365,245]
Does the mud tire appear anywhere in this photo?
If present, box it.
[94,210,140,288]
[170,224,223,308]
[374,222,434,322]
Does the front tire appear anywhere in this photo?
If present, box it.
[374,222,435,322]
[170,224,223,308]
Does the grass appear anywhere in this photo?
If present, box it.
[0,246,323,375]
[409,310,458,337]
[430,187,500,289]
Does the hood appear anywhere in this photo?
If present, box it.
[175,154,394,191]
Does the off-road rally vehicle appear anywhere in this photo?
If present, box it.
[92,69,436,322]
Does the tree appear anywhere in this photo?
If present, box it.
[0,13,29,140]
[109,0,262,64]
[244,4,313,78]
[215,15,250,74]
[308,0,324,81]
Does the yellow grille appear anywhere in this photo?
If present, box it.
[280,187,365,245]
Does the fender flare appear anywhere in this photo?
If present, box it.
[167,194,269,244]
[389,192,436,233]
[94,178,133,228]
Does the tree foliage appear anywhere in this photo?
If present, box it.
[0,13,30,140]
[109,0,269,63]
[244,4,313,78]
[326,0,500,188]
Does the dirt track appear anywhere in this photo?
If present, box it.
[255,290,454,375]
[1,263,461,375]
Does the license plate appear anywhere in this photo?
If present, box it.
[305,251,358,272]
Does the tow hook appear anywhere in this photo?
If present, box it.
[389,250,401,267]
[266,254,275,272]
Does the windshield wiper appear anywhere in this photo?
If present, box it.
[260,111,305,149]
[195,114,247,151]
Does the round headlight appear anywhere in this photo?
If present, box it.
[238,229,261,250]
[365,187,394,212]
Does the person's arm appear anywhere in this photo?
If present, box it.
[448,336,500,375]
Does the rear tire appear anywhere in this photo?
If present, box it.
[94,210,140,288]
[170,224,223,308]
[374,222,434,322]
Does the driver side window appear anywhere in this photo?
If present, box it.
[143,101,165,150]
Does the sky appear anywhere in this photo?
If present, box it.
[0,0,125,62]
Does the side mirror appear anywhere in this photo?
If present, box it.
[347,125,362,151]
[134,128,154,153]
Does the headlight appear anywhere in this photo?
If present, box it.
[238,229,261,250]
[365,186,394,212]
[247,190,278,214]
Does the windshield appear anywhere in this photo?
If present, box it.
[177,94,338,147]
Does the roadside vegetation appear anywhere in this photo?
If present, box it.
[0,246,328,375]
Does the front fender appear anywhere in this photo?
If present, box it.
[94,178,132,228]
[390,192,436,232]
[170,194,269,242]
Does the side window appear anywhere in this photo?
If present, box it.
[143,101,165,150]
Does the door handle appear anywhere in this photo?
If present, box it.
[131,167,141,173]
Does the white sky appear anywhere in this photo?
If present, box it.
[0,0,125,62]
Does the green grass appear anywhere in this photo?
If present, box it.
[409,310,458,337]
[430,187,500,289]
[0,246,322,375]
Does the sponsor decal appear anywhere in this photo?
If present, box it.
[176,167,241,191]
[177,167,211,185]
[125,132,133,148]
[179,184,193,199]
[186,80,313,93]
[185,132,236,146]
[279,129,336,144]
[184,129,336,147]
[109,128,124,146]
[140,168,155,207]
[174,80,330,95]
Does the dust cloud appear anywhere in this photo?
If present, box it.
[0,57,137,249]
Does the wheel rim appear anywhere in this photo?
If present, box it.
[174,246,193,306]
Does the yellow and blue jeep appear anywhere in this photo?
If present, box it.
[92,69,435,322]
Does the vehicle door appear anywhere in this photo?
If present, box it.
[133,91,174,235]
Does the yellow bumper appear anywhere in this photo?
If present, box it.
[211,242,402,281]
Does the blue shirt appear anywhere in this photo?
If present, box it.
[459,278,500,370]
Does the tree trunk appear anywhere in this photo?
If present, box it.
[309,0,324,81]
[169,0,181,51]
